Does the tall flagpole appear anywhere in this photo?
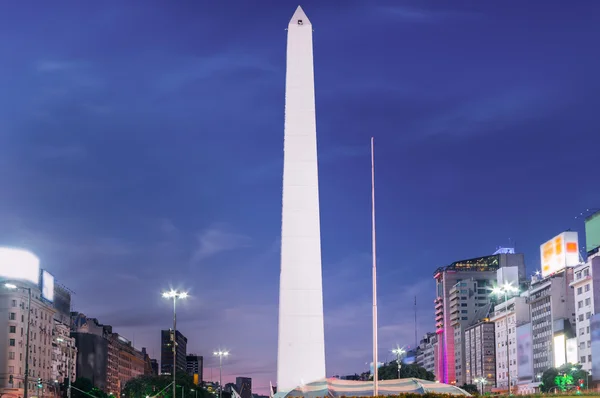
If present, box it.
[371,137,379,396]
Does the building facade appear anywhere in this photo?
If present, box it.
[416,332,437,375]
[571,260,595,372]
[1,284,57,398]
[490,296,530,391]
[529,269,576,377]
[433,251,524,384]
[186,354,203,384]
[160,330,187,375]
[51,321,77,384]
[464,321,495,390]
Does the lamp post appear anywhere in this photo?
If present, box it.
[473,377,488,394]
[56,338,73,398]
[391,347,405,379]
[213,351,229,398]
[162,290,188,398]
[5,283,32,398]
[491,283,519,395]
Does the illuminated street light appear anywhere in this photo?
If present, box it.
[213,351,229,398]
[491,282,519,395]
[4,282,32,398]
[391,346,406,379]
[474,377,488,394]
[162,289,188,398]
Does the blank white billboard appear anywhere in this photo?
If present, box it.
[42,270,55,302]
[0,247,40,285]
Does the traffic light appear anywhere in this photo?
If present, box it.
[8,375,13,385]
[37,377,43,388]
[579,379,585,387]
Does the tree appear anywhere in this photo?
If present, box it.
[459,384,479,395]
[540,367,559,393]
[122,372,211,398]
[376,361,435,381]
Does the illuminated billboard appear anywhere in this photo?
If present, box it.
[42,270,55,302]
[592,314,600,381]
[566,337,578,365]
[0,247,40,285]
[554,334,566,368]
[586,211,600,255]
[540,231,579,277]
[517,324,533,381]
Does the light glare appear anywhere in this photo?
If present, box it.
[4,283,17,289]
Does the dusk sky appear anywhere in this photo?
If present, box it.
[1,0,599,394]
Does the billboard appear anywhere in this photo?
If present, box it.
[540,231,579,277]
[0,247,40,285]
[566,337,578,365]
[554,334,567,368]
[586,211,600,255]
[517,324,533,381]
[41,270,55,302]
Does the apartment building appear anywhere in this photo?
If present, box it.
[416,332,437,375]
[51,321,77,384]
[464,321,495,390]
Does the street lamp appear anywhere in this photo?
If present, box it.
[391,346,406,379]
[5,283,32,398]
[473,377,488,394]
[213,351,229,398]
[162,290,188,398]
[491,282,519,395]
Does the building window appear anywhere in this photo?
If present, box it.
[576,272,582,279]
[578,287,583,295]
[9,339,15,346]
[9,312,16,320]
[11,300,17,307]
[587,312,592,319]
[582,356,587,363]
[9,352,15,360]
[9,326,16,333]
[579,314,584,322]
[586,298,591,306]
[585,284,591,292]
[579,301,584,308]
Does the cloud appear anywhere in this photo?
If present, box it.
[374,5,480,22]
[36,60,81,72]
[190,224,253,264]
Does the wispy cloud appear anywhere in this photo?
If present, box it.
[190,224,252,264]
[375,5,480,23]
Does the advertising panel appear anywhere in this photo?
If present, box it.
[41,270,55,302]
[554,334,566,368]
[540,231,579,277]
[591,314,600,381]
[566,337,578,365]
[0,247,40,285]
[586,211,600,255]
[516,324,533,381]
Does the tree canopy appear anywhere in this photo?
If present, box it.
[375,362,435,381]
[122,371,212,398]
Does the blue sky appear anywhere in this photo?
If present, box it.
[1,0,599,393]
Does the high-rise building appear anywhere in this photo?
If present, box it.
[464,321,495,390]
[490,296,531,391]
[160,330,187,375]
[433,250,525,384]
[277,5,326,393]
[186,354,203,384]
[236,377,252,398]
[71,313,111,391]
[529,269,576,377]
[150,359,159,376]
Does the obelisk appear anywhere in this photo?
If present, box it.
[277,5,326,393]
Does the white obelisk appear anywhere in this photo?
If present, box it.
[277,5,326,393]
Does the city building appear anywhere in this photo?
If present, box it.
[141,348,154,376]
[416,332,437,375]
[236,377,252,398]
[150,359,159,376]
[107,333,145,394]
[433,249,525,384]
[71,313,111,391]
[1,283,57,398]
[571,260,595,372]
[529,268,576,377]
[51,321,77,385]
[464,321,495,391]
[187,354,203,384]
[160,329,187,375]
[277,5,326,394]
[489,296,531,392]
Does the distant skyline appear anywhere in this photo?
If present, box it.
[1,0,599,394]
